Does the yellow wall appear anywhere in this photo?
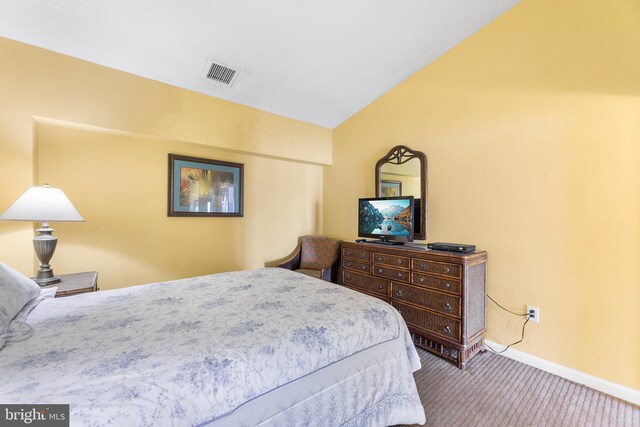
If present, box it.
[35,123,322,289]
[0,38,330,288]
[0,111,36,274]
[324,0,640,389]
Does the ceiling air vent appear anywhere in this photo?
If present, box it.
[202,59,239,87]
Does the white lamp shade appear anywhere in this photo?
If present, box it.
[0,184,84,222]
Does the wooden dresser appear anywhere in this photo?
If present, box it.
[340,241,487,369]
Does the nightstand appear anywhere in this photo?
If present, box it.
[41,271,99,297]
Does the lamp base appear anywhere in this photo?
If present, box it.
[35,266,61,285]
[33,223,61,286]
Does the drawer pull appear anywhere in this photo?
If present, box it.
[346,262,352,267]
[444,282,451,289]
[346,251,352,256]
[345,275,351,282]
[444,303,452,312]
[419,262,425,268]
[362,254,367,259]
[444,267,451,273]
[361,265,367,270]
[378,285,384,291]
[378,256,383,262]
[399,259,404,265]
[419,277,425,284]
[396,289,403,297]
[397,272,403,278]
[443,326,451,335]
[378,268,384,274]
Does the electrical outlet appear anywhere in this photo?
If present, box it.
[527,306,539,323]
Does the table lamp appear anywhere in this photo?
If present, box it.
[0,184,84,285]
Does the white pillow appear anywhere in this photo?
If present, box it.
[0,263,41,350]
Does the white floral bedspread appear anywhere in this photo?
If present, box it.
[0,268,423,426]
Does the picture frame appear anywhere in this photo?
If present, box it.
[168,154,244,217]
[380,180,402,197]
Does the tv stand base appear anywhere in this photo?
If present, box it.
[360,240,405,246]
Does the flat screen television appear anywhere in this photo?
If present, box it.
[358,196,414,244]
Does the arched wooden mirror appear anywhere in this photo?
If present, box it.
[375,145,427,241]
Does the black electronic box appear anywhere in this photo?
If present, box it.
[427,242,476,253]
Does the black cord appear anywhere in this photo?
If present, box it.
[487,294,529,316]
[485,294,531,354]
[485,316,530,354]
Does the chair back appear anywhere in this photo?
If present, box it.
[299,236,341,270]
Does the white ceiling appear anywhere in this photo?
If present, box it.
[0,0,519,128]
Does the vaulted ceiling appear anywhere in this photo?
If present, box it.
[0,0,519,128]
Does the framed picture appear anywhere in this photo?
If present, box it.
[168,154,244,217]
[381,180,402,197]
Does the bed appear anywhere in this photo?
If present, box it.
[0,267,426,426]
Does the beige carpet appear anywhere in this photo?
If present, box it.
[407,347,640,427]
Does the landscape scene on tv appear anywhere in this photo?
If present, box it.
[359,199,413,236]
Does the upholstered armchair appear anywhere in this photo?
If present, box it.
[278,236,341,283]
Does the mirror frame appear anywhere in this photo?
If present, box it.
[375,145,427,241]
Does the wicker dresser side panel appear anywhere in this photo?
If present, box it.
[466,262,487,338]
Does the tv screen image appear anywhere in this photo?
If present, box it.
[358,196,414,242]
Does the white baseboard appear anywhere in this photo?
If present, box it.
[484,339,640,406]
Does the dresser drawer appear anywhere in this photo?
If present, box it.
[392,283,461,317]
[373,253,410,269]
[343,247,371,261]
[393,301,461,341]
[412,273,461,295]
[343,259,371,274]
[412,259,461,279]
[373,265,410,282]
[342,270,388,297]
